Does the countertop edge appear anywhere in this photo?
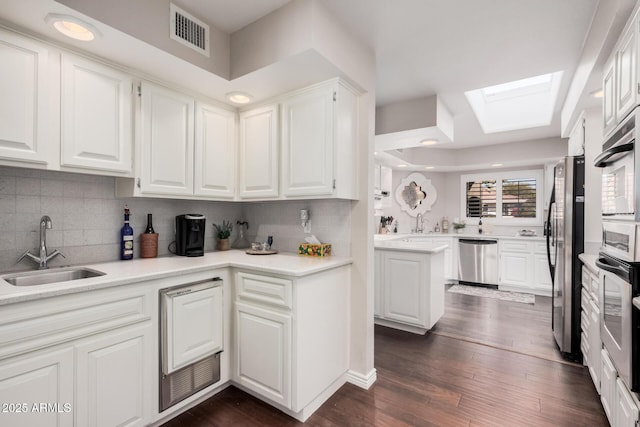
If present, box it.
[578,253,599,273]
[0,251,353,306]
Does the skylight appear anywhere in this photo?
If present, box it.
[465,71,563,134]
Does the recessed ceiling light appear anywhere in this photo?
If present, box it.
[491,163,503,167]
[590,89,604,99]
[374,151,378,155]
[424,166,434,170]
[45,14,100,41]
[226,92,252,104]
[420,139,438,146]
[397,164,407,168]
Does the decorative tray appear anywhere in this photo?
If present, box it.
[245,250,278,255]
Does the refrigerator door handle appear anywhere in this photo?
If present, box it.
[546,201,554,280]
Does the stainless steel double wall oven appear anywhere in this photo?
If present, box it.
[595,107,640,392]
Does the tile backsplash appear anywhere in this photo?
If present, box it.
[0,166,353,272]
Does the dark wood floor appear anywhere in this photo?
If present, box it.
[162,287,608,426]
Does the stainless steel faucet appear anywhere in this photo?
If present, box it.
[415,213,424,233]
[18,215,65,269]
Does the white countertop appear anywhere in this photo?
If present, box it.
[579,253,599,273]
[374,240,448,254]
[374,232,545,242]
[0,250,353,306]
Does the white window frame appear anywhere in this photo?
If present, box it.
[460,169,544,226]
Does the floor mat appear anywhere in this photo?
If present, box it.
[447,284,535,304]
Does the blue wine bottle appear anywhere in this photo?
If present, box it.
[120,206,134,260]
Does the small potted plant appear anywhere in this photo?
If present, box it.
[213,220,233,251]
[452,220,466,234]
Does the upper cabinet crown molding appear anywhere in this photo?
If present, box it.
[60,53,133,174]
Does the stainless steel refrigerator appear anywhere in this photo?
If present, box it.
[546,155,585,361]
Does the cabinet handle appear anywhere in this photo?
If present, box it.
[137,178,141,189]
[333,91,336,102]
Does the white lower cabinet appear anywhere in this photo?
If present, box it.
[616,377,640,427]
[599,346,640,427]
[602,348,617,424]
[0,284,154,427]
[0,347,74,427]
[75,324,153,427]
[374,248,445,334]
[588,299,601,393]
[235,301,292,407]
[233,267,349,421]
[498,240,551,295]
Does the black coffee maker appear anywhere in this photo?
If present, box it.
[175,214,206,257]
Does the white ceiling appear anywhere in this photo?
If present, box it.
[0,0,617,150]
[187,0,601,147]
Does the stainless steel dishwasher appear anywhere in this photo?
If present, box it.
[458,238,498,286]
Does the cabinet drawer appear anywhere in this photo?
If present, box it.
[581,332,590,366]
[236,271,292,309]
[591,274,600,306]
[581,309,590,336]
[582,267,590,290]
[534,242,547,254]
[581,287,592,312]
[501,241,530,252]
[0,286,151,359]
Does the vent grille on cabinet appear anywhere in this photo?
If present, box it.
[169,3,210,57]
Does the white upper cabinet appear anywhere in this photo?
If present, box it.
[616,25,637,122]
[238,104,279,199]
[281,80,358,199]
[281,84,335,196]
[61,54,133,174]
[0,29,51,165]
[138,81,195,196]
[602,9,640,136]
[194,102,236,198]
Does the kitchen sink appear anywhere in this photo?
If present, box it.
[2,267,106,286]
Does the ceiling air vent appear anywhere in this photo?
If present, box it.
[169,3,210,57]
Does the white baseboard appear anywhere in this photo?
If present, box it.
[346,368,377,390]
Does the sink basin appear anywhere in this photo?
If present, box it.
[2,267,105,286]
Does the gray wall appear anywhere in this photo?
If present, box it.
[380,167,546,236]
[0,166,352,273]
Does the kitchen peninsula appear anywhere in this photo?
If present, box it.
[0,251,352,425]
[374,236,446,334]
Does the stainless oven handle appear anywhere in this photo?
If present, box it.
[596,257,631,282]
[594,142,634,168]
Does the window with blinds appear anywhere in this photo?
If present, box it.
[461,170,543,223]
[502,178,537,218]
[465,180,496,217]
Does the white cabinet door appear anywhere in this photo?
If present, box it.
[75,324,152,427]
[139,81,194,196]
[383,251,425,326]
[533,254,552,292]
[616,27,637,122]
[0,29,50,164]
[433,238,452,280]
[589,299,601,393]
[61,53,133,173]
[281,85,334,196]
[603,55,617,135]
[0,347,74,427]
[616,377,640,427]
[165,285,223,373]
[601,348,617,425]
[238,105,279,198]
[499,251,529,288]
[235,301,291,408]
[194,102,236,198]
